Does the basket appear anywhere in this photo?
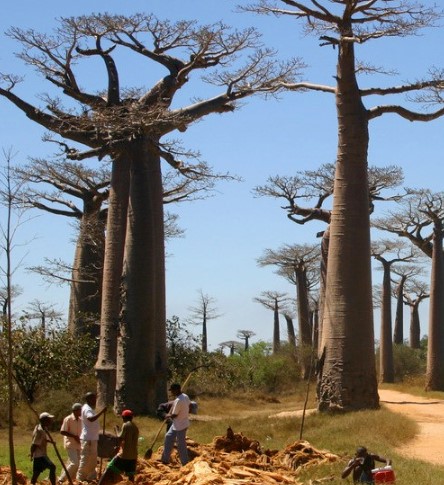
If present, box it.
[98,432,120,459]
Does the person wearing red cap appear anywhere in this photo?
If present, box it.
[97,409,139,485]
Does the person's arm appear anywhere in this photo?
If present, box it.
[166,400,179,420]
[86,406,107,422]
[373,454,392,466]
[61,428,80,443]
[341,458,361,479]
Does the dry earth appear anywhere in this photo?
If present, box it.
[379,389,444,466]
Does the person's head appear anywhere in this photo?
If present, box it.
[72,402,82,417]
[355,446,368,458]
[39,411,54,427]
[121,409,133,422]
[169,383,181,397]
[84,391,97,407]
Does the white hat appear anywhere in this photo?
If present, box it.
[39,412,54,420]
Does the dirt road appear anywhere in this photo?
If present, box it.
[379,389,444,465]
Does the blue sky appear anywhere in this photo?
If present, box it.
[1,0,443,350]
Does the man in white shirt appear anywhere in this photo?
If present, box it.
[76,392,107,482]
[58,403,82,483]
[160,383,190,466]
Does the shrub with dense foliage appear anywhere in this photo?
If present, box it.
[0,322,97,404]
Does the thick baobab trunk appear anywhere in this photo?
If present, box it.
[95,155,130,408]
[68,210,105,338]
[409,303,421,349]
[115,139,168,414]
[425,224,444,390]
[272,299,281,354]
[296,268,312,379]
[283,314,296,349]
[317,35,378,411]
[379,262,394,383]
[393,276,406,344]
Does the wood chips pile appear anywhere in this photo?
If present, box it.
[0,466,27,485]
[0,428,339,485]
[133,427,339,485]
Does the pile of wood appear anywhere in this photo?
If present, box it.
[132,427,339,485]
[0,466,27,485]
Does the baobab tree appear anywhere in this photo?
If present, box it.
[253,291,290,354]
[371,239,416,383]
[391,264,425,345]
[374,190,444,390]
[15,157,215,340]
[246,0,444,410]
[237,330,256,351]
[257,243,320,377]
[21,299,63,337]
[403,279,430,349]
[219,340,242,356]
[187,290,222,353]
[15,159,108,337]
[280,310,297,350]
[0,14,302,413]
[255,164,403,352]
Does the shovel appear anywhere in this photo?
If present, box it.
[144,419,167,459]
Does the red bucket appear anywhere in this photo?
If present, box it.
[372,466,395,484]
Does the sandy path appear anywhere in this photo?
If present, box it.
[379,389,444,465]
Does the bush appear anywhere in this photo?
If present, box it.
[177,342,303,397]
[393,343,426,380]
[0,322,97,405]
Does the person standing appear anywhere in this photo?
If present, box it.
[97,409,139,484]
[30,412,56,485]
[58,403,82,484]
[160,383,190,466]
[76,392,107,482]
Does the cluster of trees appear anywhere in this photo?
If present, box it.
[1,2,444,437]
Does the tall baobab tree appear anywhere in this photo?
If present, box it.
[15,159,108,337]
[403,279,430,349]
[281,310,297,350]
[187,290,221,353]
[0,14,302,413]
[257,243,320,377]
[375,190,444,390]
[254,290,290,354]
[255,164,403,353]
[246,0,444,410]
[391,264,425,345]
[371,239,416,383]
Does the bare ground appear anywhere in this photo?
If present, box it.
[379,389,444,466]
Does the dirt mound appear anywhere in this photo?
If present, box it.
[133,427,339,484]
